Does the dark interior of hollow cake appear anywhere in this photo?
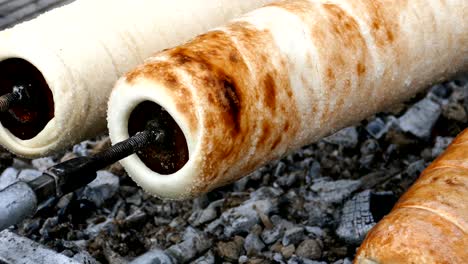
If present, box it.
[0,58,54,140]
[128,101,189,175]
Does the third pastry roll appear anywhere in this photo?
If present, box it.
[355,129,468,263]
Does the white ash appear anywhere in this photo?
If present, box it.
[398,97,442,138]
[82,171,120,207]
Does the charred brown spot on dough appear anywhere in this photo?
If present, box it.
[169,21,301,188]
[161,29,257,186]
[359,0,404,47]
[263,74,277,110]
[337,55,346,67]
[322,4,364,50]
[271,137,282,151]
[126,60,199,131]
[280,59,288,70]
[258,122,271,146]
[343,79,352,95]
[126,61,175,84]
[316,3,372,122]
[284,122,290,132]
[335,97,345,114]
[438,199,455,208]
[229,51,240,63]
[228,22,300,154]
[221,77,242,136]
[372,18,394,46]
[334,79,351,117]
[372,21,380,30]
[268,0,311,14]
[163,71,180,87]
[228,22,299,144]
[169,45,246,137]
[321,102,330,122]
[174,53,195,66]
[127,61,169,83]
[357,63,367,76]
[229,21,259,39]
[126,70,140,83]
[386,30,395,43]
[311,104,318,115]
[431,176,441,183]
[0,58,55,140]
[174,87,195,117]
[255,53,266,62]
[445,178,463,187]
[128,101,189,175]
[326,68,335,81]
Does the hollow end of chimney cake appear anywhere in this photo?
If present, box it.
[108,78,202,199]
[0,58,55,140]
[128,100,189,175]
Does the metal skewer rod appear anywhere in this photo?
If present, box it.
[0,119,166,232]
[0,85,30,112]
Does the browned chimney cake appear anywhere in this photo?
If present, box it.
[108,0,468,199]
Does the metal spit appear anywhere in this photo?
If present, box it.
[0,118,166,232]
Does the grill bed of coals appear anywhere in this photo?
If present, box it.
[0,2,467,264]
[0,78,465,264]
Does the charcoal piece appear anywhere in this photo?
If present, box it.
[244,233,265,255]
[360,139,380,155]
[323,127,359,148]
[81,171,119,207]
[336,190,397,245]
[282,227,304,246]
[165,228,212,263]
[207,199,275,238]
[281,244,296,259]
[215,236,244,262]
[431,136,453,158]
[72,251,99,264]
[190,199,224,227]
[429,84,452,99]
[130,249,173,264]
[442,101,467,122]
[398,98,441,138]
[295,239,322,260]
[365,118,388,139]
[192,251,215,264]
[310,178,362,204]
